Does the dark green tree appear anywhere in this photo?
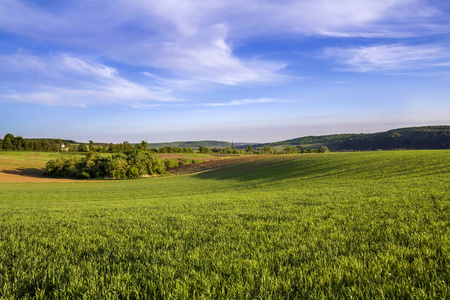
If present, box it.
[122,141,133,152]
[39,139,50,151]
[140,140,148,152]
[319,146,329,153]
[78,143,88,152]
[283,146,298,154]
[55,139,62,152]
[262,145,272,154]
[198,146,210,153]
[223,146,233,154]
[13,136,25,150]
[89,140,96,152]
[2,134,14,150]
[159,146,171,153]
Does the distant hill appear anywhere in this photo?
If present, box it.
[253,126,450,151]
[4,126,448,152]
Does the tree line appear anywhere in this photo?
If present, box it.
[0,134,73,152]
[2,133,330,154]
[0,134,197,154]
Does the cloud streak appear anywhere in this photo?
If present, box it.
[0,53,179,106]
[323,44,450,73]
[202,98,290,107]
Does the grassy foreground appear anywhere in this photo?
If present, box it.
[0,150,449,299]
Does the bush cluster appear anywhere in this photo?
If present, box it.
[44,151,166,179]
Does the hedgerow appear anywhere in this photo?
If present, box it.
[43,150,166,179]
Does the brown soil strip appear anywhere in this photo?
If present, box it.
[156,153,219,161]
[0,168,79,183]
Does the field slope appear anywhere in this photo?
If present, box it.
[0,150,449,298]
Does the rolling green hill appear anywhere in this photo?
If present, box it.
[0,150,449,298]
[253,125,450,150]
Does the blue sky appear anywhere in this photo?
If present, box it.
[1,0,449,143]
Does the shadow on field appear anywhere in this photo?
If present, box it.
[193,154,405,183]
[2,168,44,178]
[192,156,322,182]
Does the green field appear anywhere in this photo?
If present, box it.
[0,150,449,298]
[0,151,61,167]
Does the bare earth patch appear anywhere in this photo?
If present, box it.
[0,156,79,183]
[156,153,216,161]
[156,153,240,161]
[0,168,79,183]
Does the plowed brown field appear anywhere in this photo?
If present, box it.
[156,153,240,161]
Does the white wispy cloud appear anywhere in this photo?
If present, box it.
[0,0,449,107]
[0,0,289,86]
[237,0,436,38]
[0,53,180,106]
[6,92,62,106]
[323,44,450,73]
[202,98,290,107]
[0,53,291,107]
[1,0,445,88]
[0,52,48,73]
[139,24,287,85]
[2,0,439,41]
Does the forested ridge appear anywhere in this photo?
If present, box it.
[254,126,450,150]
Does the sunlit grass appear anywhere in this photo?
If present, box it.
[0,152,62,170]
[0,150,449,298]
